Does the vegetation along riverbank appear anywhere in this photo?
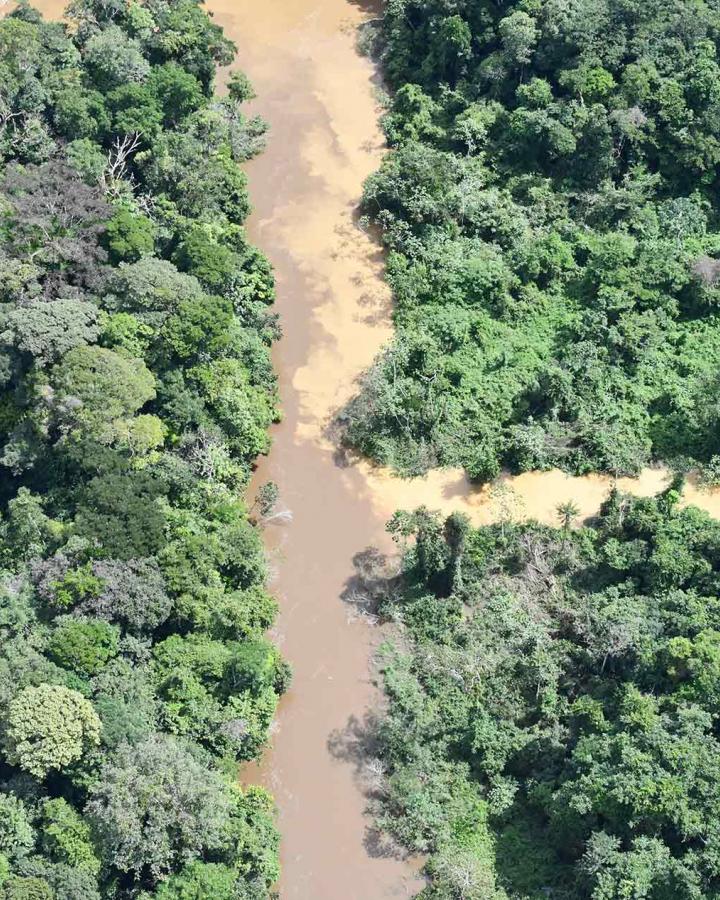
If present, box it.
[0,1,287,896]
[345,0,720,485]
[5,0,720,898]
[347,2,720,898]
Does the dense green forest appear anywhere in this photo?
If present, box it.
[375,486,720,898]
[0,1,284,897]
[343,2,720,897]
[345,0,720,481]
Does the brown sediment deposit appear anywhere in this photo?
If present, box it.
[12,0,720,896]
[358,462,720,526]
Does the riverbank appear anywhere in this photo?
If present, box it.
[215,1,720,897]
[211,1,423,896]
[11,1,720,896]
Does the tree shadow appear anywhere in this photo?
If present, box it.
[331,442,353,469]
[364,824,406,860]
[327,710,381,770]
[324,378,371,459]
[340,546,400,624]
[330,550,416,862]
[327,711,411,861]
[346,0,384,18]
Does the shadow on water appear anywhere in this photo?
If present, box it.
[340,545,400,623]
[346,0,385,16]
[330,547,423,865]
[327,710,381,772]
[327,711,410,862]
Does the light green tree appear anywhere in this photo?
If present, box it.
[40,798,100,875]
[4,684,101,779]
[0,795,35,862]
[52,345,155,446]
[498,11,538,66]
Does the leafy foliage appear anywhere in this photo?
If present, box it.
[87,734,233,881]
[375,488,720,898]
[345,0,720,480]
[3,684,101,779]
[0,0,283,896]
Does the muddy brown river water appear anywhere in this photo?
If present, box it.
[213,4,720,897]
[12,0,720,896]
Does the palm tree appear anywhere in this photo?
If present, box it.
[556,499,580,543]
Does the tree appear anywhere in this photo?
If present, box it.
[83,25,150,91]
[8,859,101,900]
[498,11,538,67]
[2,161,110,294]
[91,659,158,750]
[252,482,279,520]
[2,300,102,366]
[224,639,288,695]
[66,138,108,184]
[189,358,275,463]
[47,617,119,677]
[1,877,53,900]
[140,0,235,89]
[435,15,472,85]
[149,62,204,126]
[222,785,279,887]
[173,228,240,293]
[557,499,581,532]
[105,83,162,142]
[0,795,35,863]
[52,86,111,143]
[160,294,234,362]
[227,71,256,104]
[30,556,101,612]
[3,684,101,779]
[105,257,204,314]
[426,844,504,900]
[40,798,100,875]
[0,489,62,565]
[104,209,156,263]
[141,123,250,223]
[150,862,245,900]
[74,471,167,559]
[51,345,156,446]
[78,558,172,634]
[86,734,233,881]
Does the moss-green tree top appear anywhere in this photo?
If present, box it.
[3,684,101,779]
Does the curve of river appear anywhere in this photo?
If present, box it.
[15,1,720,896]
[215,2,720,897]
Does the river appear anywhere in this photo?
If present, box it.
[211,3,425,895]
[11,0,720,896]
[211,2,720,897]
